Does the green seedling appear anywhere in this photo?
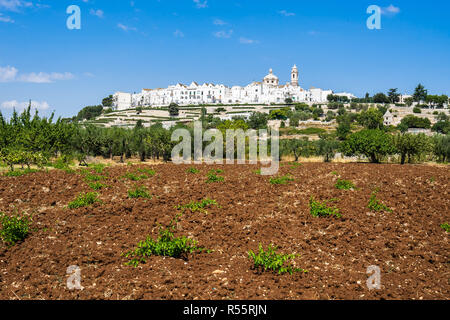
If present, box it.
[0,212,32,246]
[124,215,209,267]
[248,244,307,275]
[310,197,342,218]
[68,192,101,209]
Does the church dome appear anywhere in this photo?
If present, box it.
[263,68,279,85]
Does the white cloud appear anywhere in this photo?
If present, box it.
[118,23,137,32]
[278,10,295,17]
[18,72,74,83]
[213,19,226,26]
[89,9,104,19]
[0,12,14,23]
[174,29,184,38]
[1,100,50,111]
[0,0,32,12]
[193,0,207,9]
[0,66,18,82]
[382,4,400,15]
[213,30,233,39]
[239,37,259,45]
[0,65,74,83]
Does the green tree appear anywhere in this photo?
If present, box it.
[399,115,431,131]
[413,84,428,103]
[269,109,288,120]
[404,97,414,107]
[341,129,395,163]
[357,107,384,130]
[373,93,390,104]
[169,103,180,117]
[247,112,268,129]
[102,95,113,107]
[393,133,432,164]
[433,135,450,162]
[316,134,340,162]
[388,88,400,104]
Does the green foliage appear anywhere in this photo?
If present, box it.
[51,155,74,170]
[248,244,307,275]
[0,149,48,172]
[316,134,340,162]
[393,133,433,164]
[0,212,31,246]
[124,216,208,267]
[68,192,101,209]
[440,223,450,232]
[176,198,219,214]
[122,172,149,181]
[269,175,294,185]
[206,169,224,183]
[399,115,431,131]
[186,167,200,174]
[137,168,156,176]
[169,103,180,117]
[88,182,107,191]
[413,107,422,114]
[128,186,152,199]
[75,105,103,121]
[269,109,289,120]
[432,120,450,135]
[335,179,356,190]
[341,129,396,163]
[433,135,450,163]
[368,190,392,212]
[357,107,384,130]
[413,84,428,102]
[309,197,342,218]
[373,93,390,104]
[3,168,39,177]
[88,163,107,174]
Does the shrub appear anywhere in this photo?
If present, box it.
[309,197,342,218]
[335,179,356,190]
[88,163,107,174]
[248,244,307,275]
[440,223,450,232]
[0,212,31,246]
[68,192,101,209]
[368,190,392,212]
[138,168,156,176]
[176,198,219,214]
[186,167,200,174]
[128,186,152,199]
[3,168,39,177]
[206,172,224,183]
[269,175,294,185]
[83,172,108,182]
[413,107,422,114]
[89,182,107,191]
[52,155,74,170]
[124,216,208,267]
[122,172,149,181]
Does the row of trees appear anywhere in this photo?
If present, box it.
[1,105,449,170]
[337,84,448,108]
[280,130,449,164]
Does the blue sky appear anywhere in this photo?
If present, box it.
[0,0,449,118]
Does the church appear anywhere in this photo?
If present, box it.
[113,66,354,110]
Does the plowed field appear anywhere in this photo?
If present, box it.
[0,163,448,300]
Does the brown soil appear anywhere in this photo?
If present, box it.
[0,163,448,300]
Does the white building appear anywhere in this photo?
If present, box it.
[113,66,354,110]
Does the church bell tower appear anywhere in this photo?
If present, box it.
[291,65,299,87]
